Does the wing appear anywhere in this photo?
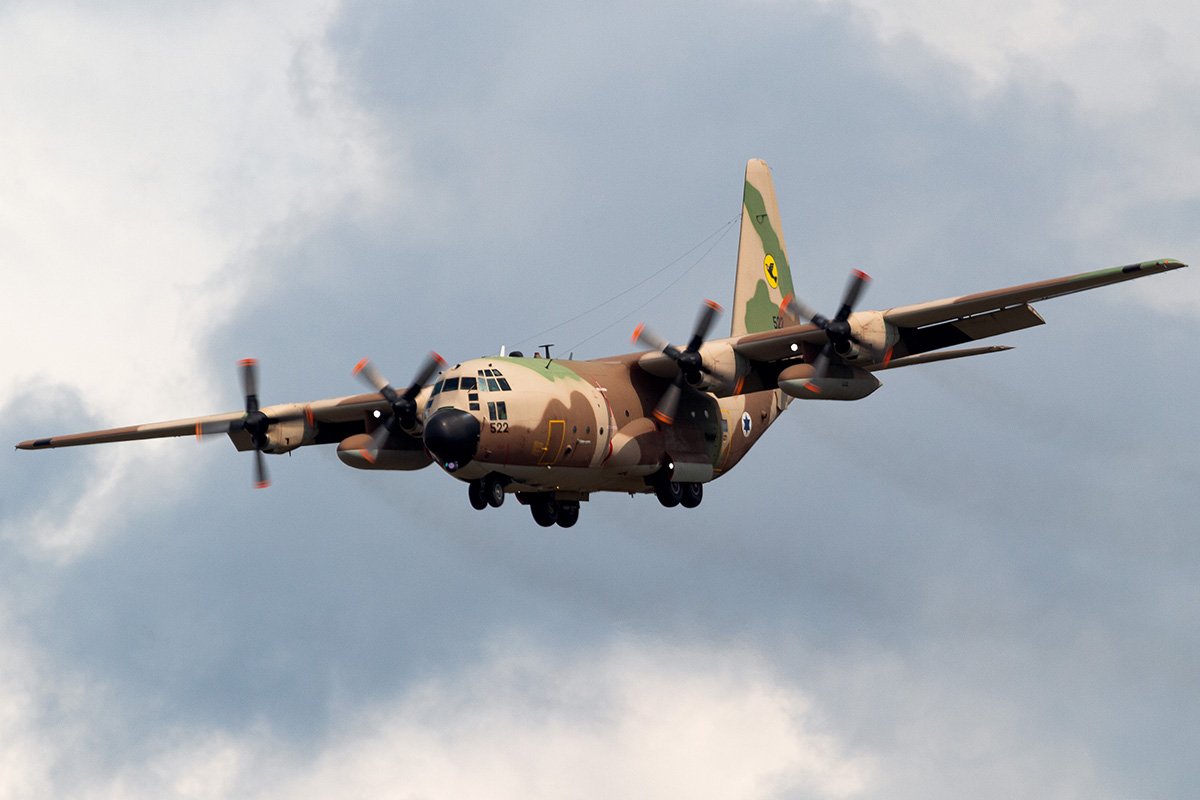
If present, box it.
[727,258,1185,369]
[16,392,391,451]
[882,259,1186,327]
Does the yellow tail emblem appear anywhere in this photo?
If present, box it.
[764,254,779,288]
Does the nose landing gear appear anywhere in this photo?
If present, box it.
[468,474,507,510]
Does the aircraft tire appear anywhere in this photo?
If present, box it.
[468,479,488,510]
[485,476,505,508]
[655,480,682,508]
[556,502,579,528]
[531,498,558,527]
[680,482,703,509]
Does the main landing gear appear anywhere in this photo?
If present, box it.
[528,497,579,529]
[654,480,704,509]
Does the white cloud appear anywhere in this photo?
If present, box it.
[0,637,874,800]
[1,1,394,558]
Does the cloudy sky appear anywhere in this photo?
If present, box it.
[2,1,1198,797]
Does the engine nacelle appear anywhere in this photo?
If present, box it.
[778,363,881,401]
[336,433,433,471]
[696,341,752,393]
[842,310,894,364]
[260,405,319,454]
[636,341,752,395]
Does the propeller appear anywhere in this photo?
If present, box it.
[632,300,723,425]
[353,352,446,459]
[196,358,275,488]
[780,270,889,392]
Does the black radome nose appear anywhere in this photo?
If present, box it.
[423,409,481,470]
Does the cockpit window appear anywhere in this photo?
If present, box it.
[442,377,460,392]
[460,376,477,391]
[431,379,444,395]
[478,367,514,392]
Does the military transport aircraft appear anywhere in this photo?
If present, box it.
[17,160,1186,527]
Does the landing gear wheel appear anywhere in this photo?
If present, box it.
[680,482,703,509]
[531,499,558,527]
[556,502,580,528]
[655,480,682,508]
[468,479,488,510]
[484,475,505,508]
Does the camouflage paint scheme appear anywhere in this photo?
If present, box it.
[17,159,1187,526]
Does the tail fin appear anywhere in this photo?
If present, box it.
[731,159,796,336]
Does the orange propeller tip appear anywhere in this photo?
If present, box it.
[631,323,645,343]
[352,358,369,375]
[803,383,822,394]
[652,410,674,425]
[704,299,724,312]
[359,449,376,465]
[254,480,271,489]
[432,352,446,366]
[238,357,258,367]
[852,269,871,281]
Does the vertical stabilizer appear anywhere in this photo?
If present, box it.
[731,159,796,336]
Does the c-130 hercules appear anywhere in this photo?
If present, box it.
[18,160,1186,527]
